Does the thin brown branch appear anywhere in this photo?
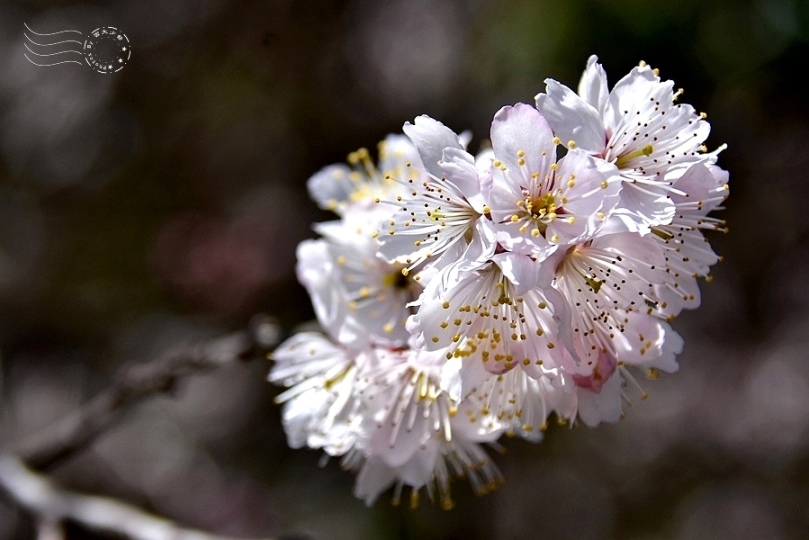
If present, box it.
[8,315,280,471]
[0,454,274,540]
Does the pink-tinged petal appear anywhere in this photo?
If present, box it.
[403,115,464,178]
[463,369,557,441]
[490,103,555,177]
[474,148,495,198]
[535,79,607,154]
[576,373,623,427]
[572,350,617,393]
[669,163,725,208]
[269,333,364,455]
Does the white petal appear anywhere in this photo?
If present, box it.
[403,115,464,178]
[536,79,607,153]
[577,55,609,115]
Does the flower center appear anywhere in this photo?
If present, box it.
[529,192,558,222]
[615,144,654,169]
[383,267,412,290]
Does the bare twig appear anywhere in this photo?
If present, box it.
[8,315,280,471]
[0,454,274,540]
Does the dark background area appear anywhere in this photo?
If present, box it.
[1,0,809,538]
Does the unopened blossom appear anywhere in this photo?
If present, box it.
[536,55,714,231]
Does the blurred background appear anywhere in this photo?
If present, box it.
[0,0,808,538]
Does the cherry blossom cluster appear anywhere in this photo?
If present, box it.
[269,56,728,508]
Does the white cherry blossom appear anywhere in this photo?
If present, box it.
[409,251,571,381]
[270,54,729,506]
[269,332,366,456]
[537,55,715,231]
[376,115,488,274]
[296,217,419,349]
[486,103,622,262]
[307,134,420,216]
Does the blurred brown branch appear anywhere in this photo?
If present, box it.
[0,454,274,540]
[0,315,282,539]
[8,315,279,472]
